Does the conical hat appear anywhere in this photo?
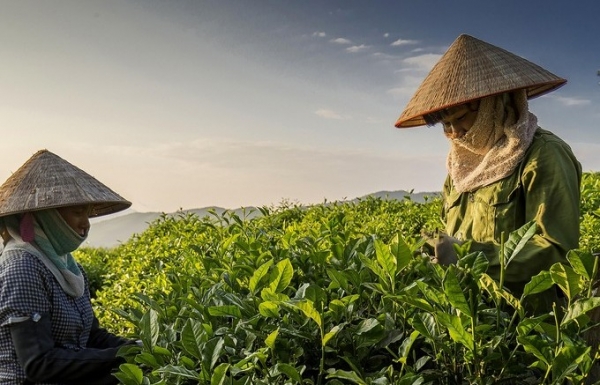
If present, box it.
[395,34,566,128]
[0,149,131,218]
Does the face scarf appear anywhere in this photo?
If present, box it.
[1,209,86,298]
[446,90,538,193]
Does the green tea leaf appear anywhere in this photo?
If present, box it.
[390,233,413,273]
[436,313,474,351]
[326,369,367,385]
[232,349,269,370]
[139,309,159,350]
[326,268,350,291]
[157,364,199,380]
[516,315,551,337]
[258,301,280,318]
[567,250,595,281]
[341,294,359,305]
[360,254,386,285]
[202,337,225,372]
[272,363,303,383]
[517,335,552,366]
[480,274,523,314]
[211,363,230,385]
[295,283,326,307]
[208,305,242,319]
[411,313,437,340]
[390,294,435,313]
[562,297,600,325]
[505,221,537,268]
[323,324,344,347]
[470,252,489,276]
[268,258,294,293]
[375,238,397,280]
[457,251,489,276]
[265,328,279,350]
[290,300,322,328]
[180,356,196,369]
[398,330,420,364]
[219,233,240,256]
[152,346,172,356]
[181,319,205,360]
[522,271,554,296]
[355,318,380,335]
[134,352,160,369]
[416,281,447,308]
[260,287,287,301]
[114,363,144,385]
[552,345,591,383]
[443,267,472,317]
[249,259,273,293]
[550,263,583,300]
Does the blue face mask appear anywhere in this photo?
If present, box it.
[33,209,87,255]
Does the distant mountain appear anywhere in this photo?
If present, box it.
[85,207,261,249]
[84,190,440,249]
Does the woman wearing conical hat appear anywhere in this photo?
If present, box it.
[396,34,581,310]
[0,150,135,384]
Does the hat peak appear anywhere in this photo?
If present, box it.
[395,34,566,128]
[0,149,131,217]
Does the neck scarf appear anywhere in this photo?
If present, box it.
[446,90,538,193]
[1,210,86,298]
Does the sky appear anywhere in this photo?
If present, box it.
[1,0,599,213]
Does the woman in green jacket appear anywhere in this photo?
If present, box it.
[394,34,582,306]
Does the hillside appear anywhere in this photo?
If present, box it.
[84,190,439,248]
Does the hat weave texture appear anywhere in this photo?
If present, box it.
[0,149,131,217]
[395,34,566,128]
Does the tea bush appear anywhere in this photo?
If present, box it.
[75,173,600,384]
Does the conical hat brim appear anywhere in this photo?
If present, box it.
[395,34,566,128]
[0,149,131,217]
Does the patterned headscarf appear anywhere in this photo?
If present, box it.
[446,90,538,193]
[2,209,86,297]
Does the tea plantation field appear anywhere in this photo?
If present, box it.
[76,172,600,384]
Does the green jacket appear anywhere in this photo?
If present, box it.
[442,128,582,289]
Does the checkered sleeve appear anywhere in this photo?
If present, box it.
[0,251,52,325]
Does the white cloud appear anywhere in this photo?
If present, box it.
[391,38,419,46]
[330,37,352,44]
[372,52,399,60]
[346,44,370,53]
[393,68,417,73]
[384,54,440,101]
[312,31,326,37]
[387,75,426,99]
[383,33,389,38]
[403,53,442,70]
[315,108,348,120]
[364,116,386,124]
[387,86,418,100]
[542,94,591,106]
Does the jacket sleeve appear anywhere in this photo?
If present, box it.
[9,312,123,385]
[88,315,134,349]
[472,136,582,285]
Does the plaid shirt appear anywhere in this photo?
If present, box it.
[0,249,96,384]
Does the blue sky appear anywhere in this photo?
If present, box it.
[1,1,599,213]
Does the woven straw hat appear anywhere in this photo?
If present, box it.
[395,34,566,128]
[0,149,131,218]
